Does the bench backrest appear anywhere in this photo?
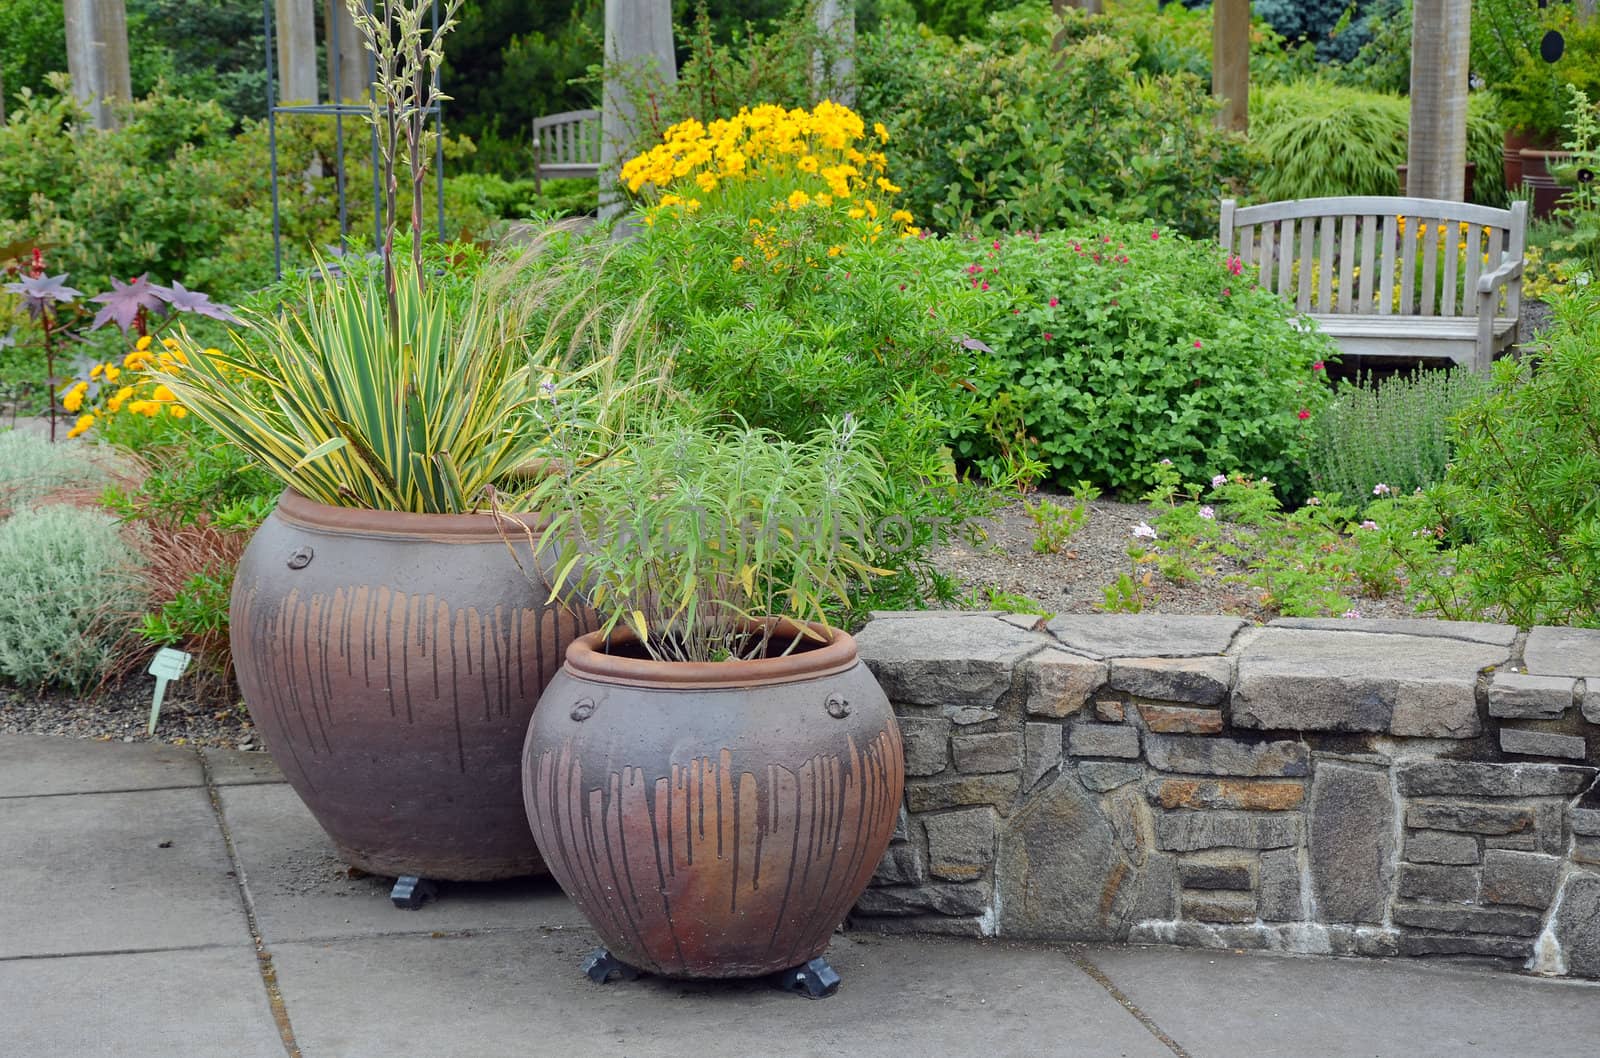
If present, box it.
[1220,196,1527,318]
[532,108,602,170]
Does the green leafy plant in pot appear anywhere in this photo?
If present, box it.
[148,0,648,887]
[513,415,906,989]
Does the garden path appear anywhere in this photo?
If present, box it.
[2,733,1595,1058]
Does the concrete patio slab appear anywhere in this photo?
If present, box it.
[0,787,246,958]
[0,734,201,797]
[1087,945,1600,1058]
[218,782,585,944]
[201,746,285,786]
[0,947,284,1058]
[271,930,1176,1058]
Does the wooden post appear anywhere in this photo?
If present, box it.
[600,0,677,223]
[1407,0,1471,201]
[63,0,132,130]
[814,0,855,106]
[326,0,368,102]
[1211,0,1249,132]
[275,0,319,104]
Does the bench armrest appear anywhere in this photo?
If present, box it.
[1475,254,1523,295]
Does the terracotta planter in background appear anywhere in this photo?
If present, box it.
[1519,148,1574,219]
[231,490,592,881]
[1504,127,1560,191]
[523,621,904,981]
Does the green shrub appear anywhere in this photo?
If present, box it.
[0,505,145,690]
[1308,368,1491,502]
[910,224,1337,496]
[855,25,1249,237]
[0,432,131,514]
[1422,285,1600,626]
[1248,82,1505,205]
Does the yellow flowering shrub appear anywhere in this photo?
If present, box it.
[58,335,202,438]
[619,101,918,248]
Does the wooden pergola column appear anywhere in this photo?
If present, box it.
[1407,0,1471,201]
[63,0,132,130]
[600,0,677,222]
[1212,0,1250,132]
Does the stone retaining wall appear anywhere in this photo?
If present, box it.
[850,612,1600,979]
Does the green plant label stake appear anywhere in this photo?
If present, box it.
[146,648,192,736]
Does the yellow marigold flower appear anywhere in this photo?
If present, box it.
[66,414,95,439]
[168,348,188,365]
[124,351,151,370]
[721,151,747,175]
[828,245,843,257]
[863,198,879,220]
[891,209,915,225]
[152,384,177,403]
[204,348,221,357]
[848,207,866,220]
[107,386,135,413]
[61,383,87,413]
[135,335,153,352]
[103,365,121,382]
[127,400,151,416]
[732,256,747,272]
[90,364,104,379]
[815,192,834,208]
[161,337,179,350]
[170,406,189,419]
[658,193,684,208]
[903,226,922,238]
[874,121,889,144]
[787,189,812,210]
[798,155,819,174]
[876,177,902,194]
[695,171,720,193]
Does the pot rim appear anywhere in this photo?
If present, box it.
[562,618,860,689]
[273,488,549,542]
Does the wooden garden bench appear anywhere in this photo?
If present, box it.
[531,108,602,193]
[1219,196,1528,372]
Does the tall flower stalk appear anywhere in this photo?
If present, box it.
[344,0,463,328]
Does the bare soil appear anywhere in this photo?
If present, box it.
[933,490,1424,622]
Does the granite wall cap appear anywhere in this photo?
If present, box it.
[1043,614,1246,660]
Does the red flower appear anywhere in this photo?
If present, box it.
[981,282,989,291]
[1193,340,1203,349]
[1297,409,1311,420]
[1222,287,1232,297]
[1312,360,1325,371]
[1151,229,1161,241]
[1048,297,1059,307]
[1043,331,1054,341]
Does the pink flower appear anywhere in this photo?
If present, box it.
[1131,521,1157,540]
[1198,505,1215,521]
[1093,253,1102,263]
[1194,339,1203,349]
[1312,360,1325,371]
[993,240,1001,250]
[1151,229,1161,241]
[1297,409,1311,420]
[1043,331,1054,341]
[1226,255,1244,277]
[981,282,989,291]
[1012,307,1019,314]
[1222,287,1232,297]
[1103,236,1112,244]
[968,264,982,275]
[1211,474,1227,489]
[1048,297,1059,308]
[1360,520,1379,531]
[1342,609,1362,619]
[1373,483,1392,496]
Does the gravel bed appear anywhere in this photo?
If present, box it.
[0,681,256,750]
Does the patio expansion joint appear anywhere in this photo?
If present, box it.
[1069,948,1193,1058]
[0,782,206,801]
[197,748,304,1058]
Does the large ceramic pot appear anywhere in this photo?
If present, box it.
[523,621,904,979]
[1504,127,1561,193]
[231,490,592,880]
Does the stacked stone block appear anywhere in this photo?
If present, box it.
[852,613,1600,980]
